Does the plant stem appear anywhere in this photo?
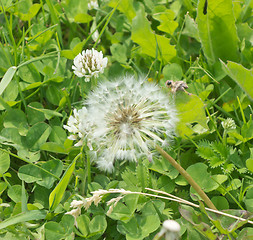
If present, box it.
[156,145,217,210]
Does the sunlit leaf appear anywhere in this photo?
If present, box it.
[49,158,76,211]
[221,60,253,100]
[197,0,239,64]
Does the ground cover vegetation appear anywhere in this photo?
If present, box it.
[0,0,253,239]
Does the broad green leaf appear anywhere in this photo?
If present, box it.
[0,66,17,96]
[61,0,88,23]
[108,0,136,21]
[89,215,107,236]
[117,214,160,240]
[221,60,253,100]
[0,181,7,195]
[17,3,41,21]
[131,4,176,63]
[197,0,239,64]
[18,164,42,183]
[27,102,45,125]
[49,126,67,144]
[186,163,222,192]
[18,63,41,83]
[38,159,63,189]
[0,128,25,151]
[4,109,29,136]
[0,151,10,174]
[246,158,253,173]
[152,6,178,35]
[49,158,76,211]
[211,196,229,210]
[44,222,65,240]
[26,122,51,150]
[175,92,208,138]
[40,142,69,154]
[0,210,47,230]
[182,13,200,41]
[110,43,128,63]
[163,63,183,81]
[74,13,93,23]
[107,194,139,223]
[45,215,75,240]
[46,85,62,106]
[28,105,62,119]
[76,215,90,237]
[7,185,28,203]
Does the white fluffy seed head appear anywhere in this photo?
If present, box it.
[65,75,178,172]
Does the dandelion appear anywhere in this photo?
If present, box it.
[64,75,178,172]
[72,48,108,81]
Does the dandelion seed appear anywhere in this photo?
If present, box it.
[64,76,178,172]
[72,48,108,81]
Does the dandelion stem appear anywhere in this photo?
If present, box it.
[155,145,217,210]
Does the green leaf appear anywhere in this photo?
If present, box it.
[163,63,183,81]
[0,210,47,230]
[136,163,149,191]
[40,142,69,154]
[49,158,77,211]
[131,4,176,63]
[76,215,90,237]
[0,151,10,174]
[0,66,17,96]
[27,102,45,125]
[175,92,208,138]
[246,158,253,173]
[7,185,28,203]
[108,0,136,21]
[28,105,62,119]
[117,214,160,240]
[186,163,220,192]
[4,109,29,136]
[18,164,42,183]
[18,63,41,83]
[197,0,239,64]
[89,215,107,236]
[221,60,253,100]
[38,159,63,189]
[74,13,93,23]
[152,6,178,35]
[26,122,51,151]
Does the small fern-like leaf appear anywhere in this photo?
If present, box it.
[209,156,225,168]
[196,140,215,161]
[136,163,149,191]
[212,141,228,159]
[121,169,139,191]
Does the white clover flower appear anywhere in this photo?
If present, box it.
[63,107,92,147]
[88,0,98,10]
[64,76,178,172]
[221,118,236,131]
[72,48,108,81]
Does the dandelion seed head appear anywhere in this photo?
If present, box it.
[65,75,178,172]
[72,48,108,81]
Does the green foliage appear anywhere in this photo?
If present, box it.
[0,0,252,239]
